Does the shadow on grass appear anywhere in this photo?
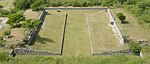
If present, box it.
[46,12,51,15]
[36,35,55,44]
[121,20,129,24]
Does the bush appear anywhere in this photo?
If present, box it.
[0,37,4,44]
[128,41,141,55]
[3,30,11,36]
[0,5,3,8]
[117,13,126,23]
[123,35,130,43]
[0,9,10,17]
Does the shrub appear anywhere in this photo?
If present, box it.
[123,35,130,43]
[3,30,11,36]
[128,41,141,55]
[0,37,4,44]
[117,13,126,23]
[0,5,3,8]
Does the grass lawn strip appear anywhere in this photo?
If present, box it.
[29,11,65,53]
[88,11,127,52]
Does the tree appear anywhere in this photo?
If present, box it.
[22,19,41,30]
[30,0,50,11]
[7,13,25,27]
[117,13,126,23]
[14,0,29,10]
[101,0,114,7]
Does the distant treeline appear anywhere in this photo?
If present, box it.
[10,0,150,24]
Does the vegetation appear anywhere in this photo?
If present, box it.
[3,29,11,36]
[128,41,141,55]
[117,13,126,23]
[0,52,9,62]
[0,5,3,8]
[14,0,50,11]
[13,0,150,27]
[0,54,149,64]
[22,19,41,30]
[6,12,25,27]
[29,11,65,53]
[0,9,10,17]
[0,37,4,44]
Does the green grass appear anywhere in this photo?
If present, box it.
[87,11,127,52]
[28,10,128,56]
[63,11,93,56]
[2,54,150,64]
[142,46,150,57]
[29,11,65,53]
[111,8,150,41]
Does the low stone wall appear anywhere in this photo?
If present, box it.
[0,44,8,49]
[60,13,68,55]
[93,49,132,55]
[27,11,46,44]
[107,8,124,45]
[13,48,60,55]
[138,40,149,46]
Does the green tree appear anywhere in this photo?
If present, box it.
[30,0,50,11]
[14,0,29,10]
[7,13,25,27]
[22,19,41,30]
[101,0,113,7]
[117,13,126,23]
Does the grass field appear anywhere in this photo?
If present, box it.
[111,8,150,41]
[62,10,96,56]
[87,11,127,52]
[28,10,128,56]
[29,12,65,53]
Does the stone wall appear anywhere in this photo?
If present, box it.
[60,13,68,55]
[107,8,124,44]
[27,11,46,44]
[93,49,132,55]
[13,48,60,55]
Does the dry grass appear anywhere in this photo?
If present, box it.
[88,11,127,52]
[111,8,150,41]
[29,10,128,56]
[23,9,39,20]
[62,11,94,56]
[29,12,65,53]
[4,28,25,45]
